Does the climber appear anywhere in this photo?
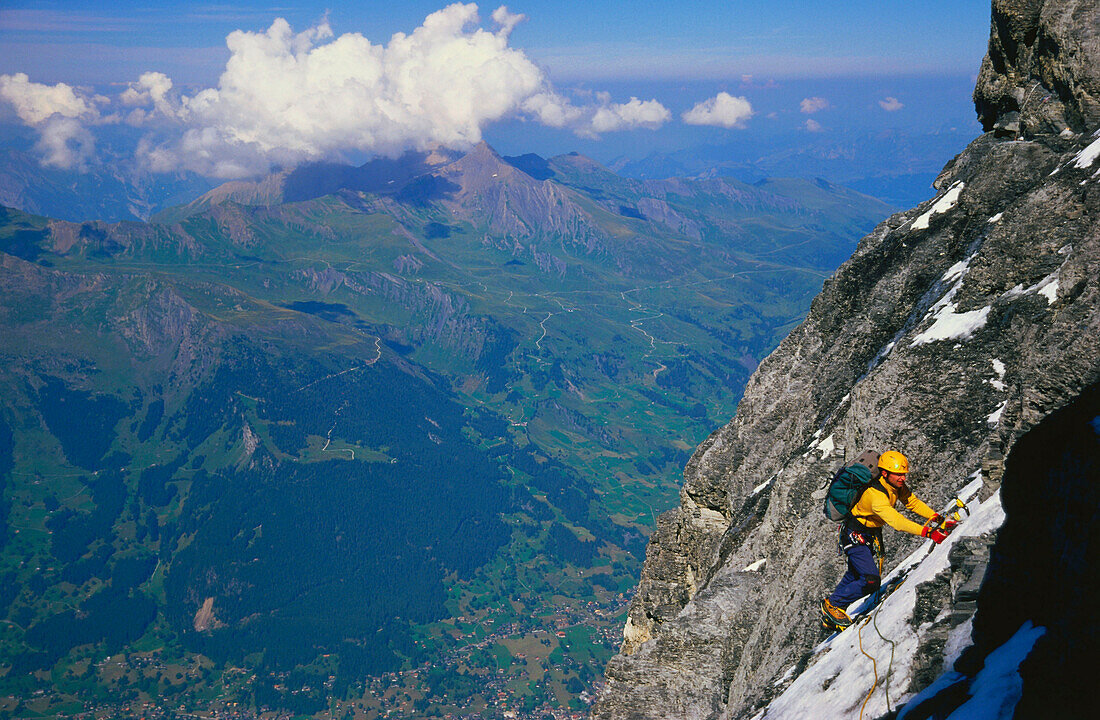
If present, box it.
[820,450,955,630]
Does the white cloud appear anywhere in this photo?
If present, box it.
[879,96,904,112]
[799,96,829,114]
[520,91,585,128]
[35,116,96,169]
[144,6,543,175]
[3,4,672,178]
[590,97,671,133]
[520,90,669,138]
[120,4,668,177]
[804,118,823,132]
[682,92,753,128]
[0,72,103,169]
[490,5,526,35]
[0,72,98,125]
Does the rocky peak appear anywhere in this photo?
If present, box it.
[436,141,523,188]
[974,0,1100,136]
[430,142,609,257]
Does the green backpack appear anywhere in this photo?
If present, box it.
[822,451,878,522]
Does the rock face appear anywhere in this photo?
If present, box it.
[593,2,1100,718]
[975,0,1100,136]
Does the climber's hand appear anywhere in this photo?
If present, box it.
[922,525,948,544]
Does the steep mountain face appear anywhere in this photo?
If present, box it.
[593,2,1100,718]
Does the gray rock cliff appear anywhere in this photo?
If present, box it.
[975,0,1100,136]
[593,2,1100,718]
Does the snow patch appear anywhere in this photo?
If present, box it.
[1073,135,1100,168]
[986,401,1007,427]
[958,473,984,505]
[987,212,1003,223]
[941,258,971,284]
[752,477,775,496]
[944,621,1046,720]
[910,305,991,346]
[813,433,835,458]
[910,252,989,346]
[987,361,1007,391]
[1004,271,1061,305]
[942,615,974,671]
[912,181,965,230]
[743,558,766,573]
[1037,277,1059,304]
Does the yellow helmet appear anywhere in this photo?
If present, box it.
[878,450,909,474]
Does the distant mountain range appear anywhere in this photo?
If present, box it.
[0,142,892,716]
[609,127,980,208]
[2,121,974,224]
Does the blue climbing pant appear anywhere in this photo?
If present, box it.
[828,525,883,608]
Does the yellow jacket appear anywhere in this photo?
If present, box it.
[851,477,937,536]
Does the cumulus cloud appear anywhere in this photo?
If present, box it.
[116,3,669,177]
[799,96,829,114]
[2,4,671,178]
[682,92,753,128]
[804,118,823,132]
[591,97,671,133]
[130,6,544,175]
[879,96,904,112]
[490,5,526,35]
[520,90,670,138]
[0,73,103,168]
[0,73,98,124]
[35,116,97,169]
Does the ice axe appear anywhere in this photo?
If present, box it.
[924,497,970,553]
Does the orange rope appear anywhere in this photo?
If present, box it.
[857,615,878,720]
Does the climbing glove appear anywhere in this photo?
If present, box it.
[928,514,958,534]
[922,525,949,544]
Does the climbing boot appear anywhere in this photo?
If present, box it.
[820,598,852,630]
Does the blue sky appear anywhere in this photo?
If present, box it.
[0,2,993,180]
[1,1,991,85]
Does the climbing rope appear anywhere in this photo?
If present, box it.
[857,579,898,719]
[871,598,897,713]
[856,615,878,720]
